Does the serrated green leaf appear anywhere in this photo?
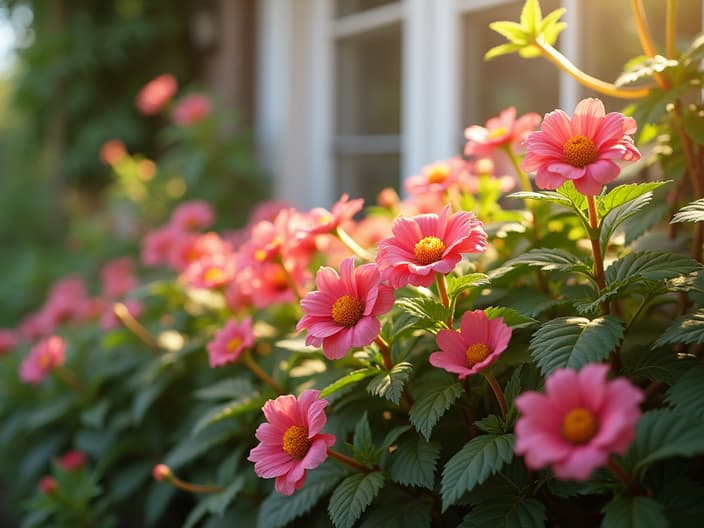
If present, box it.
[409,377,463,440]
[328,472,385,528]
[484,306,539,329]
[623,201,669,246]
[530,316,623,375]
[632,84,687,127]
[459,496,545,528]
[555,180,587,211]
[654,308,704,347]
[623,409,704,478]
[666,364,704,419]
[615,55,679,87]
[502,248,592,275]
[320,368,379,399]
[183,476,245,528]
[475,415,504,434]
[600,193,655,252]
[485,43,523,61]
[381,425,411,450]
[488,21,530,45]
[194,378,254,400]
[508,190,572,208]
[601,496,668,528]
[671,198,704,223]
[257,462,346,528]
[389,436,441,489]
[621,345,697,384]
[448,273,490,298]
[353,411,374,454]
[598,182,670,216]
[441,434,515,511]
[395,297,450,329]
[367,362,413,405]
[605,251,702,286]
[359,490,432,528]
[192,393,265,435]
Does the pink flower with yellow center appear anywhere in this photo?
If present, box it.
[404,158,465,197]
[515,364,643,481]
[376,205,487,288]
[172,93,212,126]
[207,318,255,367]
[169,200,215,232]
[305,194,364,236]
[429,310,511,380]
[246,261,310,309]
[136,74,178,115]
[248,389,336,495]
[521,98,641,196]
[180,252,237,290]
[19,335,66,385]
[296,257,394,360]
[169,232,232,272]
[464,106,541,158]
[142,226,180,267]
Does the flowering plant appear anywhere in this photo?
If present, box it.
[1,1,704,527]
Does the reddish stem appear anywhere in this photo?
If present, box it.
[483,372,508,418]
[327,448,371,473]
[374,335,393,371]
[241,350,283,395]
[586,195,609,315]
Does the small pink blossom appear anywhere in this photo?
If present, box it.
[207,318,255,367]
[248,199,293,226]
[465,106,541,158]
[429,310,512,380]
[39,476,58,494]
[522,98,641,196]
[0,329,18,355]
[376,205,487,288]
[405,159,462,196]
[169,200,215,232]
[136,74,178,115]
[172,93,212,126]
[19,336,66,385]
[245,261,310,310]
[142,226,181,267]
[296,257,394,360]
[180,252,237,290]
[100,257,138,299]
[248,389,336,495]
[169,232,231,272]
[59,450,87,471]
[515,364,644,481]
[305,194,364,236]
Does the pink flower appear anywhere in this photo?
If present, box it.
[248,389,336,495]
[521,98,641,196]
[242,261,310,310]
[141,226,180,267]
[99,139,127,166]
[206,318,255,367]
[429,310,512,380]
[39,476,58,494]
[305,194,364,236]
[296,257,394,360]
[515,364,644,481]
[169,200,215,232]
[180,252,237,289]
[0,329,18,355]
[19,336,66,385]
[59,450,87,471]
[136,74,178,115]
[172,93,212,126]
[169,232,231,271]
[376,205,487,288]
[405,159,461,196]
[465,106,541,158]
[100,257,138,299]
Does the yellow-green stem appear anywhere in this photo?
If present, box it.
[113,302,160,352]
[666,0,677,59]
[534,39,652,99]
[436,273,450,309]
[483,372,508,418]
[587,196,609,315]
[171,476,224,494]
[630,0,670,89]
[241,350,283,394]
[336,226,375,262]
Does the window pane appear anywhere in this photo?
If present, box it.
[336,0,400,18]
[335,23,402,135]
[461,0,561,128]
[335,154,400,204]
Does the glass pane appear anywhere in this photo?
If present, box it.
[461,0,561,129]
[579,0,703,111]
[335,23,402,135]
[335,154,400,205]
[336,0,400,18]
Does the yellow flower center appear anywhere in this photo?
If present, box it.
[272,267,289,290]
[414,236,446,265]
[318,213,334,225]
[38,352,53,370]
[562,407,598,444]
[426,165,450,184]
[331,295,364,327]
[488,126,508,140]
[466,343,490,366]
[254,249,267,262]
[282,425,311,459]
[204,267,225,284]
[226,337,242,353]
[563,135,598,168]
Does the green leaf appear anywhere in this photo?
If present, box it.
[192,393,265,435]
[623,409,704,478]
[615,55,679,87]
[389,436,441,489]
[183,476,245,528]
[671,198,704,223]
[409,374,463,440]
[328,472,385,528]
[605,251,702,286]
[257,462,346,528]
[359,490,432,528]
[459,496,545,528]
[530,316,624,375]
[621,345,696,385]
[555,180,587,211]
[441,434,515,511]
[448,273,490,298]
[666,365,704,419]
[501,248,592,275]
[381,425,411,451]
[132,377,169,425]
[484,306,539,329]
[683,106,704,145]
[598,182,670,216]
[352,412,375,463]
[508,190,572,209]
[395,297,450,329]
[165,426,235,470]
[367,362,413,405]
[600,192,656,253]
[193,378,254,400]
[601,496,668,528]
[654,308,704,347]
[320,368,379,399]
[475,415,504,435]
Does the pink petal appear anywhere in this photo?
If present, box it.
[301,437,331,470]
[436,328,467,356]
[322,328,354,360]
[544,369,584,414]
[573,173,606,196]
[576,364,609,411]
[369,285,395,317]
[429,350,472,380]
[348,317,380,348]
[539,109,574,144]
[585,159,619,184]
[535,167,567,190]
[254,423,283,446]
[573,98,605,138]
[459,310,490,345]
[552,445,608,481]
[547,162,586,180]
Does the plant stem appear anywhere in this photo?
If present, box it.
[170,475,224,494]
[483,372,508,418]
[436,272,450,309]
[534,39,652,99]
[336,226,375,262]
[630,0,670,90]
[666,0,677,59]
[505,144,540,241]
[327,448,371,473]
[607,457,644,495]
[113,302,160,352]
[241,350,283,395]
[586,196,609,315]
[374,335,393,371]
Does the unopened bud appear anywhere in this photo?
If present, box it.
[39,475,58,494]
[153,463,173,482]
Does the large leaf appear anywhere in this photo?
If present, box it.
[530,316,623,375]
[409,373,463,440]
[441,434,514,511]
[328,472,385,528]
[359,490,432,528]
[671,198,704,223]
[601,496,668,528]
[500,248,592,275]
[605,251,702,285]
[193,378,254,401]
[448,273,490,298]
[367,362,413,405]
[484,307,539,329]
[320,368,379,399]
[508,190,572,209]
[623,409,704,478]
[653,308,704,347]
[389,436,441,489]
[257,462,346,528]
[598,182,669,216]
[666,365,704,419]
[600,193,655,253]
[395,297,450,329]
[183,476,245,528]
[621,345,696,385]
[192,393,266,435]
[459,496,545,528]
